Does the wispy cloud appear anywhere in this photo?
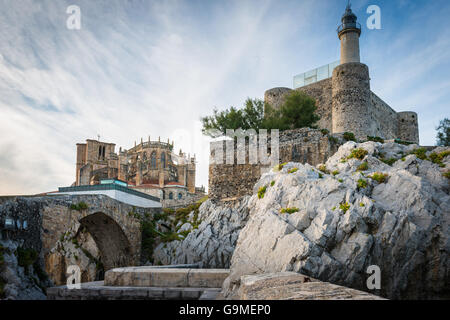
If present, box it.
[0,0,448,195]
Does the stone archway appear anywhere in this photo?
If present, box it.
[79,212,133,271]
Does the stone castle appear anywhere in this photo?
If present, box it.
[265,4,419,143]
[75,137,205,206]
[208,4,421,201]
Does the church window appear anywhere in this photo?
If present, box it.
[169,192,173,200]
[151,151,157,168]
[178,193,182,199]
[161,152,166,168]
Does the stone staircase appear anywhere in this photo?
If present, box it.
[47,267,229,300]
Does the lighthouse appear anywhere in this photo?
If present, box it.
[332,3,374,140]
[337,3,362,64]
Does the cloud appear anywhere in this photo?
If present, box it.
[0,0,448,195]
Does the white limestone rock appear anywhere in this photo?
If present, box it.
[222,142,450,300]
[0,240,49,300]
[153,197,250,268]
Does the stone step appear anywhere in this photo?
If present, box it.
[47,281,221,300]
[104,267,230,288]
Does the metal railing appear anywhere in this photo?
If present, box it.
[337,22,361,34]
[59,183,161,203]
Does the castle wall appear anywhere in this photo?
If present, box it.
[264,79,333,132]
[332,62,374,140]
[264,87,292,110]
[369,92,399,140]
[397,111,419,143]
[208,129,344,201]
[295,78,333,132]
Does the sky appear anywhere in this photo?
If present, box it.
[0,0,449,195]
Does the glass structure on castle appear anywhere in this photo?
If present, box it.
[293,61,340,89]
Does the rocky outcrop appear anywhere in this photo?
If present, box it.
[229,272,385,300]
[153,197,250,268]
[45,223,103,286]
[0,240,51,300]
[222,141,449,300]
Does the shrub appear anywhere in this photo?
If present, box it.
[197,196,209,204]
[321,129,330,135]
[443,171,450,179]
[381,158,397,166]
[369,172,389,183]
[367,136,384,143]
[340,202,350,213]
[328,136,339,144]
[288,168,298,174]
[410,148,427,160]
[69,202,89,211]
[257,186,267,199]
[0,278,5,299]
[343,132,356,142]
[347,148,368,160]
[338,179,344,183]
[332,170,339,176]
[359,203,365,207]
[395,139,413,145]
[357,162,369,171]
[161,232,181,243]
[357,178,368,189]
[331,206,336,211]
[17,247,38,271]
[318,165,329,174]
[274,162,287,171]
[0,244,5,267]
[270,180,275,186]
[429,151,450,166]
[318,173,323,179]
[178,230,191,239]
[280,207,299,214]
[162,208,175,215]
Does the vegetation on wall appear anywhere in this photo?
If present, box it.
[343,132,356,142]
[367,136,384,143]
[69,202,89,211]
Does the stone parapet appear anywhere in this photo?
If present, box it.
[104,267,230,288]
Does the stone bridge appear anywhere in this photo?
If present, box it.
[0,194,159,284]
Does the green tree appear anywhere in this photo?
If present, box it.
[201,91,320,137]
[264,91,320,130]
[436,118,450,146]
[201,98,264,137]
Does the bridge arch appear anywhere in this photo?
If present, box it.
[39,195,159,284]
[79,212,133,271]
